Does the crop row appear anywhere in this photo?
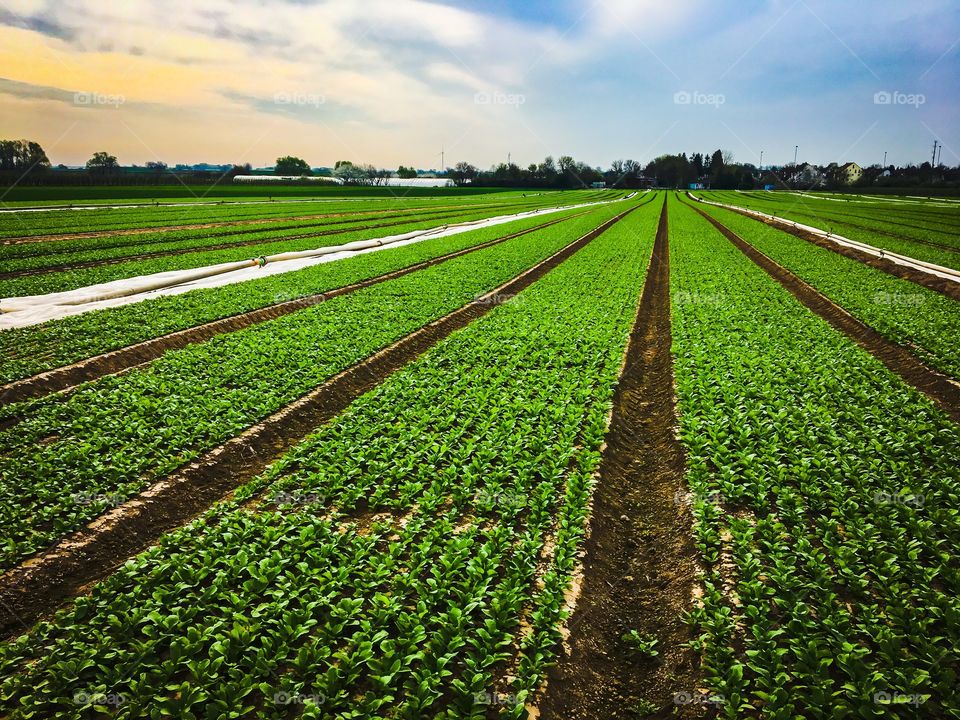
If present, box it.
[0,198,608,298]
[0,197,447,238]
[0,203,632,569]
[0,194,582,263]
[0,202,642,386]
[0,190,588,238]
[704,191,960,270]
[723,192,960,235]
[668,196,960,718]
[691,200,960,379]
[0,198,659,719]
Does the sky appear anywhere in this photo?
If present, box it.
[0,0,957,170]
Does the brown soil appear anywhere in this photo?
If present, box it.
[691,204,960,424]
[0,204,525,280]
[537,198,703,719]
[702,197,960,302]
[0,212,585,406]
[0,205,636,639]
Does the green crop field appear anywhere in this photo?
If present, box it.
[0,186,958,719]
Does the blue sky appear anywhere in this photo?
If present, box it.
[0,0,956,169]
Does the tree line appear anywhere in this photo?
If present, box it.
[2,138,958,189]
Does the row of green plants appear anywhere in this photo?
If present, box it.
[692,200,960,378]
[0,190,590,238]
[0,194,582,264]
[704,191,960,270]
[0,199,659,719]
[738,191,960,228]
[0,203,633,569]
[0,197,603,297]
[0,200,647,386]
[726,191,960,237]
[669,196,960,718]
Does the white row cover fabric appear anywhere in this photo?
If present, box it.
[0,199,619,330]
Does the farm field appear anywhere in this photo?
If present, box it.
[699,190,960,271]
[0,187,958,719]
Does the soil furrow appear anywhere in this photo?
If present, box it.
[0,204,637,639]
[691,204,960,423]
[0,213,584,406]
[538,197,699,719]
[704,198,960,301]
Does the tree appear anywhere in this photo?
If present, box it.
[227,163,252,178]
[690,153,704,178]
[709,149,724,177]
[145,161,167,172]
[0,139,50,172]
[86,151,119,173]
[274,156,311,176]
[397,165,418,179]
[450,161,477,186]
[333,161,366,184]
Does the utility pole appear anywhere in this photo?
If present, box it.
[507,152,511,167]
[936,144,942,167]
[932,140,938,167]
[759,150,764,170]
[440,147,444,172]
[794,145,798,165]
[882,151,887,167]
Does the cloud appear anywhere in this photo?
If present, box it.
[0,76,78,103]
[0,0,956,168]
[0,7,74,40]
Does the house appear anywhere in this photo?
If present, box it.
[835,162,862,185]
[788,162,826,188]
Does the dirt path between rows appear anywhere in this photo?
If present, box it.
[0,205,637,640]
[691,204,960,424]
[0,213,583,406]
[711,202,960,301]
[537,198,701,719]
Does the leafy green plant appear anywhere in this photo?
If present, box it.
[621,630,660,660]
